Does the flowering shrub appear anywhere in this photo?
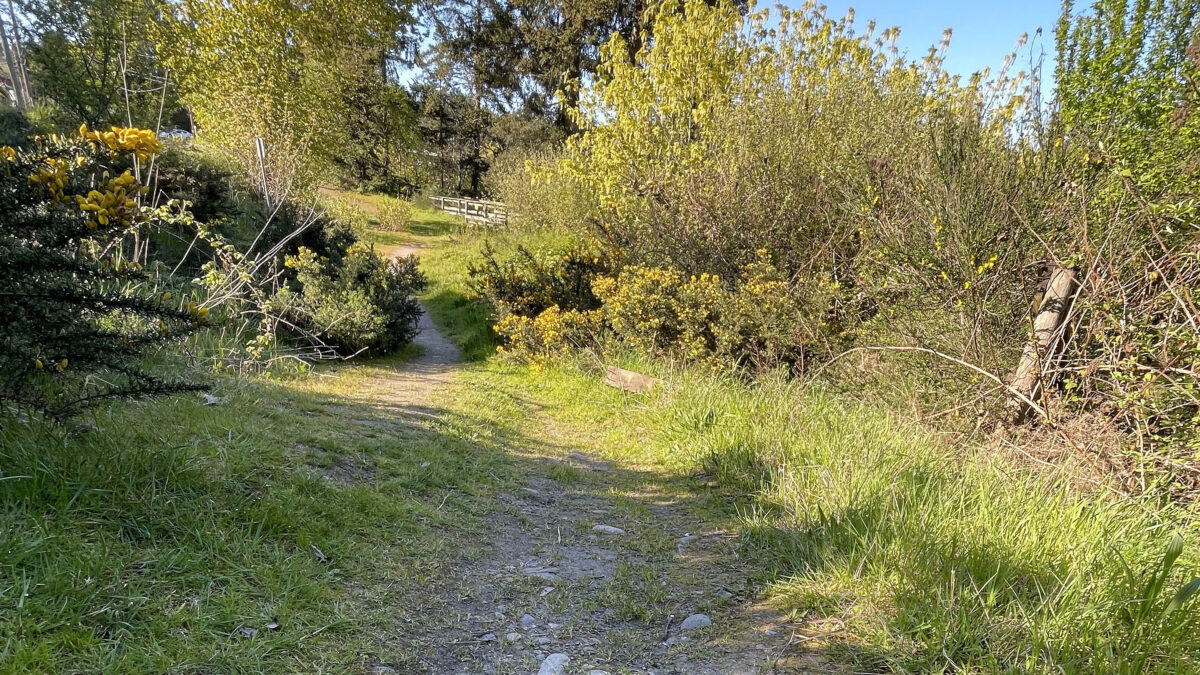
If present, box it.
[494,305,603,368]
[79,123,162,161]
[0,126,201,415]
[467,239,618,319]
[593,250,839,372]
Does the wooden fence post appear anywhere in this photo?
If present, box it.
[1009,266,1080,423]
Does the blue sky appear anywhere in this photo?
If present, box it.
[784,1,1063,85]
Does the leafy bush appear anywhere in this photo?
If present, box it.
[500,0,1200,488]
[0,108,31,148]
[376,196,412,231]
[467,239,617,319]
[487,148,591,232]
[1049,0,1200,487]
[0,126,202,415]
[271,245,426,355]
[494,305,603,367]
[533,0,1055,377]
[318,194,373,234]
[592,250,842,372]
[151,144,238,223]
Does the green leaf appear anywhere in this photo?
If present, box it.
[1162,578,1200,620]
[1162,533,1184,574]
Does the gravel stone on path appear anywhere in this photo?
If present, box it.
[680,614,712,631]
[537,653,570,675]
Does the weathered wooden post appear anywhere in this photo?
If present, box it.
[1009,266,1079,423]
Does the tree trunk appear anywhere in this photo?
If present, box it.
[1009,266,1079,423]
[6,0,28,104]
[0,13,24,109]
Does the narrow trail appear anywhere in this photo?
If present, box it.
[360,244,829,674]
[364,243,461,416]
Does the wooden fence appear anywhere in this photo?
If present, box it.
[429,195,509,228]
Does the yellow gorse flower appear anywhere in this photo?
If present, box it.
[29,157,69,203]
[79,124,162,162]
[74,170,147,230]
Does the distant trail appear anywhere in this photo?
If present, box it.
[354,243,460,418]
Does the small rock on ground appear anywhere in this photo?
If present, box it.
[520,613,537,628]
[591,525,626,535]
[537,653,570,675]
[680,614,712,631]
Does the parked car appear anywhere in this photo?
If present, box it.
[161,128,193,141]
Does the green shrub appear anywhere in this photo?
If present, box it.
[271,244,426,355]
[487,148,591,232]
[467,239,617,319]
[0,108,31,148]
[1049,0,1200,486]
[494,305,603,367]
[592,250,842,372]
[497,0,1200,487]
[319,194,373,234]
[151,144,238,223]
[0,126,202,415]
[376,196,412,231]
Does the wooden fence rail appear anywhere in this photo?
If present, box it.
[429,195,509,228]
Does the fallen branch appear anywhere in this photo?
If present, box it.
[810,345,1048,421]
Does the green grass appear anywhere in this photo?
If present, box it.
[0,358,515,673]
[416,228,1200,673]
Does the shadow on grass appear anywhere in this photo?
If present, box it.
[406,214,460,237]
[726,454,1176,672]
[3,347,915,673]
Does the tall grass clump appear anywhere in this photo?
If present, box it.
[640,368,1200,671]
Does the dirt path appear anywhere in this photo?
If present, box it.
[365,245,827,675]
[358,243,461,414]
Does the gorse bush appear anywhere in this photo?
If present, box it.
[0,126,203,415]
[593,250,843,372]
[467,239,616,319]
[551,0,1056,358]
[272,245,426,355]
[466,239,615,366]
